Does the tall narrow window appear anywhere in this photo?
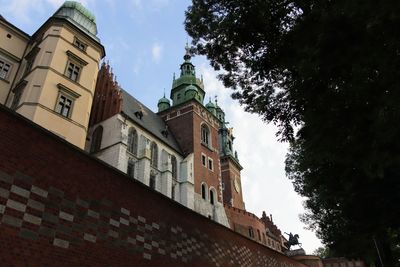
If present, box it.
[209,189,215,205]
[208,158,213,171]
[257,229,261,241]
[127,159,135,178]
[201,154,206,166]
[90,126,103,153]
[248,227,254,238]
[0,59,12,80]
[171,155,177,179]
[10,88,24,110]
[24,55,35,75]
[127,128,138,155]
[201,183,207,200]
[150,142,158,168]
[56,94,73,118]
[171,184,175,200]
[201,124,210,146]
[149,174,156,189]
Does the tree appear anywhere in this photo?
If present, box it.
[185,0,400,265]
[313,246,333,259]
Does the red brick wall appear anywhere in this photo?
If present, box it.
[160,102,222,200]
[221,157,245,209]
[0,106,306,267]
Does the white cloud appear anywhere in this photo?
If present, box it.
[0,0,95,24]
[199,63,322,253]
[1,0,45,23]
[151,42,163,63]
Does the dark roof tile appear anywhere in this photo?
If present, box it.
[120,89,182,154]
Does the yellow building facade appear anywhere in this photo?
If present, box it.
[0,1,105,148]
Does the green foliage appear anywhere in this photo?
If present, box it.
[313,246,332,259]
[185,0,400,265]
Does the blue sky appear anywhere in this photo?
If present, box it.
[1,0,322,253]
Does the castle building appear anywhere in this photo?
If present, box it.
[0,1,105,148]
[87,45,285,252]
[1,0,285,254]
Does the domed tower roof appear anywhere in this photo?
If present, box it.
[53,1,99,41]
[158,95,170,105]
[205,98,216,109]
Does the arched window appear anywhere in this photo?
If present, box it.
[171,155,177,179]
[127,127,138,155]
[150,142,158,168]
[201,183,207,200]
[209,188,215,205]
[90,126,103,153]
[149,174,156,189]
[201,124,210,146]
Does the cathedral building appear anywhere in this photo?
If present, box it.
[1,0,285,254]
[87,45,285,252]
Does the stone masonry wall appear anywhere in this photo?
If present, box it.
[0,105,306,267]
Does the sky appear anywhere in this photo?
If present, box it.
[0,0,322,254]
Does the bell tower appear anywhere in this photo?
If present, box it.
[158,45,229,226]
[170,43,205,106]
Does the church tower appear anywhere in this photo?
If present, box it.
[158,45,229,226]
[217,108,245,210]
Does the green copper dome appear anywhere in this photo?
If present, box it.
[157,94,171,112]
[62,1,96,22]
[53,1,99,41]
[205,99,216,109]
[158,96,170,105]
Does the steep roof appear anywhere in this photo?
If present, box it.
[120,89,182,154]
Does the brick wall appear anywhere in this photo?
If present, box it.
[0,105,306,267]
[221,157,245,209]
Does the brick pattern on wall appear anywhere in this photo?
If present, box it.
[0,106,305,267]
[0,170,290,266]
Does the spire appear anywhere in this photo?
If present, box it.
[184,42,191,62]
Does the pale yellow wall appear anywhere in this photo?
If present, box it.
[31,104,87,148]
[8,21,103,149]
[0,23,27,59]
[0,21,28,104]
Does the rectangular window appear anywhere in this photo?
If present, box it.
[24,57,35,75]
[24,46,40,75]
[65,61,81,81]
[127,160,135,178]
[10,80,28,110]
[208,158,213,171]
[149,174,156,189]
[74,38,87,51]
[0,59,12,80]
[56,94,73,118]
[201,154,206,166]
[11,88,23,110]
